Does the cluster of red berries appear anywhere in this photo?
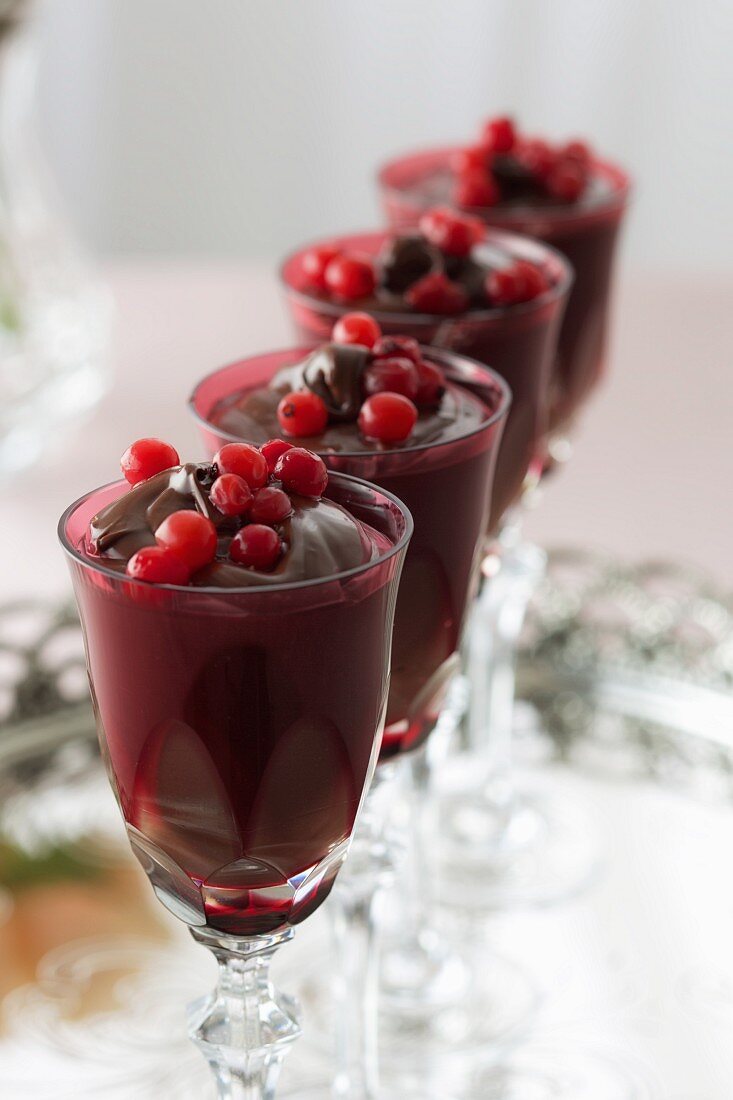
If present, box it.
[452,115,592,208]
[413,207,549,309]
[276,315,446,445]
[119,437,328,585]
[299,204,549,315]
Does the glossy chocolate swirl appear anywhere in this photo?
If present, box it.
[89,462,376,588]
[301,343,370,422]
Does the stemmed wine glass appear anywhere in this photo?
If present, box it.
[189,335,530,1091]
[59,470,411,1100]
[378,148,631,908]
[278,225,572,929]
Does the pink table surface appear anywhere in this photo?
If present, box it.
[4,261,731,599]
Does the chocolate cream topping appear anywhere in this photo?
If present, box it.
[89,462,376,587]
[210,345,489,454]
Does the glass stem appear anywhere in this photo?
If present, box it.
[330,763,397,1100]
[401,744,434,948]
[188,926,301,1100]
[466,528,546,815]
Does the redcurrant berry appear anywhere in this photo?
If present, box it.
[481,115,516,154]
[126,545,190,585]
[419,207,485,257]
[454,169,500,209]
[274,448,329,498]
[451,144,490,177]
[155,510,218,571]
[363,356,419,400]
[120,438,179,486]
[358,393,418,444]
[214,443,268,489]
[301,245,341,291]
[260,438,293,473]
[372,335,422,365]
[229,525,282,570]
[324,253,377,302]
[277,391,329,437]
[415,360,446,406]
[547,161,586,203]
[332,311,382,349]
[485,260,549,306]
[405,273,470,315]
[210,473,253,517]
[249,486,292,525]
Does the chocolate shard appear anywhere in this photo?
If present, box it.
[491,154,546,203]
[302,343,370,422]
[379,233,443,294]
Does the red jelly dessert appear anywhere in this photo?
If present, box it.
[377,116,630,432]
[59,441,411,936]
[190,337,510,758]
[280,224,571,524]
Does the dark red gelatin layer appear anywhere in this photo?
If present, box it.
[60,474,409,937]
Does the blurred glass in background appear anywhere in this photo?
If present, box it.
[0,0,110,475]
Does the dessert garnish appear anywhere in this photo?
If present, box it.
[274,315,447,447]
[297,206,551,314]
[89,438,367,587]
[451,114,593,209]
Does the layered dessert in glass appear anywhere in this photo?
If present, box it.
[61,439,412,938]
[279,212,571,523]
[377,117,629,433]
[191,334,510,758]
[59,437,412,1097]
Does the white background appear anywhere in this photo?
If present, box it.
[34,0,733,272]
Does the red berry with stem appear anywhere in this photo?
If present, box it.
[419,207,485,257]
[214,443,268,489]
[363,356,419,400]
[482,115,516,154]
[359,393,418,444]
[301,245,341,291]
[126,545,190,586]
[415,360,446,406]
[454,169,500,209]
[332,311,382,349]
[260,438,293,473]
[405,272,470,315]
[373,335,422,365]
[249,486,292,525]
[324,253,377,302]
[155,510,217,571]
[274,448,329,498]
[277,391,329,438]
[120,438,179,486]
[485,260,549,306]
[547,161,586,203]
[451,144,490,177]
[210,473,253,517]
[229,525,282,571]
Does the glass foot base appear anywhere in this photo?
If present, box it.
[461,1049,655,1099]
[296,942,537,1066]
[378,943,538,1059]
[437,784,600,910]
